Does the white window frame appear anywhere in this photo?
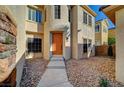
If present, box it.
[88,15,92,26]
[54,5,61,19]
[28,7,42,23]
[95,24,100,32]
[83,11,87,24]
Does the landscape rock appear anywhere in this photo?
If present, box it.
[65,57,124,87]
[20,58,48,87]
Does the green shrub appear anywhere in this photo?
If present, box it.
[99,78,109,87]
[108,37,116,45]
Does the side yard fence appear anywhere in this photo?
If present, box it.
[95,45,115,57]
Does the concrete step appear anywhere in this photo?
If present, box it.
[50,56,64,61]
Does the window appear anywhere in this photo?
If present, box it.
[28,7,42,23]
[27,38,42,53]
[68,9,71,22]
[88,39,92,47]
[95,24,100,32]
[83,11,87,24]
[54,5,61,19]
[45,9,47,22]
[28,8,32,20]
[88,15,92,26]
[83,39,87,53]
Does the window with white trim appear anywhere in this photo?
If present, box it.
[88,15,92,26]
[27,38,42,53]
[68,9,71,22]
[95,24,100,32]
[83,11,87,24]
[54,5,61,19]
[28,7,42,23]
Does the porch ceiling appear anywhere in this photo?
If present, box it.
[101,5,124,24]
[36,5,45,9]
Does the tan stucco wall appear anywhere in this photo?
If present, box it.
[25,6,44,59]
[108,29,115,38]
[6,5,27,86]
[72,6,95,59]
[95,33,101,45]
[44,5,71,60]
[78,6,95,59]
[71,6,78,59]
[116,8,124,83]
[101,21,108,45]
[95,19,108,46]
[25,6,44,33]
[25,21,43,33]
[95,22,102,45]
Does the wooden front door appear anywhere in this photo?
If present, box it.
[52,33,63,55]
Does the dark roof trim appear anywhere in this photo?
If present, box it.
[109,27,116,30]
[99,5,110,11]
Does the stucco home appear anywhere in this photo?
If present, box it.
[25,5,96,60]
[0,5,96,86]
[101,5,124,83]
[71,6,97,59]
[95,19,109,46]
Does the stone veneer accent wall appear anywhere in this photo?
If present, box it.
[0,12,17,84]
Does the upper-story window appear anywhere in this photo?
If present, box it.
[88,15,92,26]
[68,9,71,22]
[28,7,42,23]
[83,11,87,24]
[54,5,61,19]
[95,24,100,32]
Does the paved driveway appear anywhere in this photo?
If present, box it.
[37,56,73,87]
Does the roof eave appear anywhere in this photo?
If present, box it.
[100,5,124,24]
[81,5,97,17]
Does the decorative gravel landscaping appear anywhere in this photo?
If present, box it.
[20,58,48,87]
[66,57,124,87]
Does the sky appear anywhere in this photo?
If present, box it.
[89,5,115,29]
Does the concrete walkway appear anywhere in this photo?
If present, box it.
[37,56,73,87]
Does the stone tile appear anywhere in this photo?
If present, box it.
[0,17,16,36]
[0,50,16,59]
[0,54,16,73]
[0,12,9,22]
[0,43,16,52]
[0,43,6,52]
[0,30,16,44]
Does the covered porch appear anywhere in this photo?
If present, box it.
[101,5,124,83]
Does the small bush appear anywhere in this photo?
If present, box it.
[108,37,115,45]
[99,78,109,87]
